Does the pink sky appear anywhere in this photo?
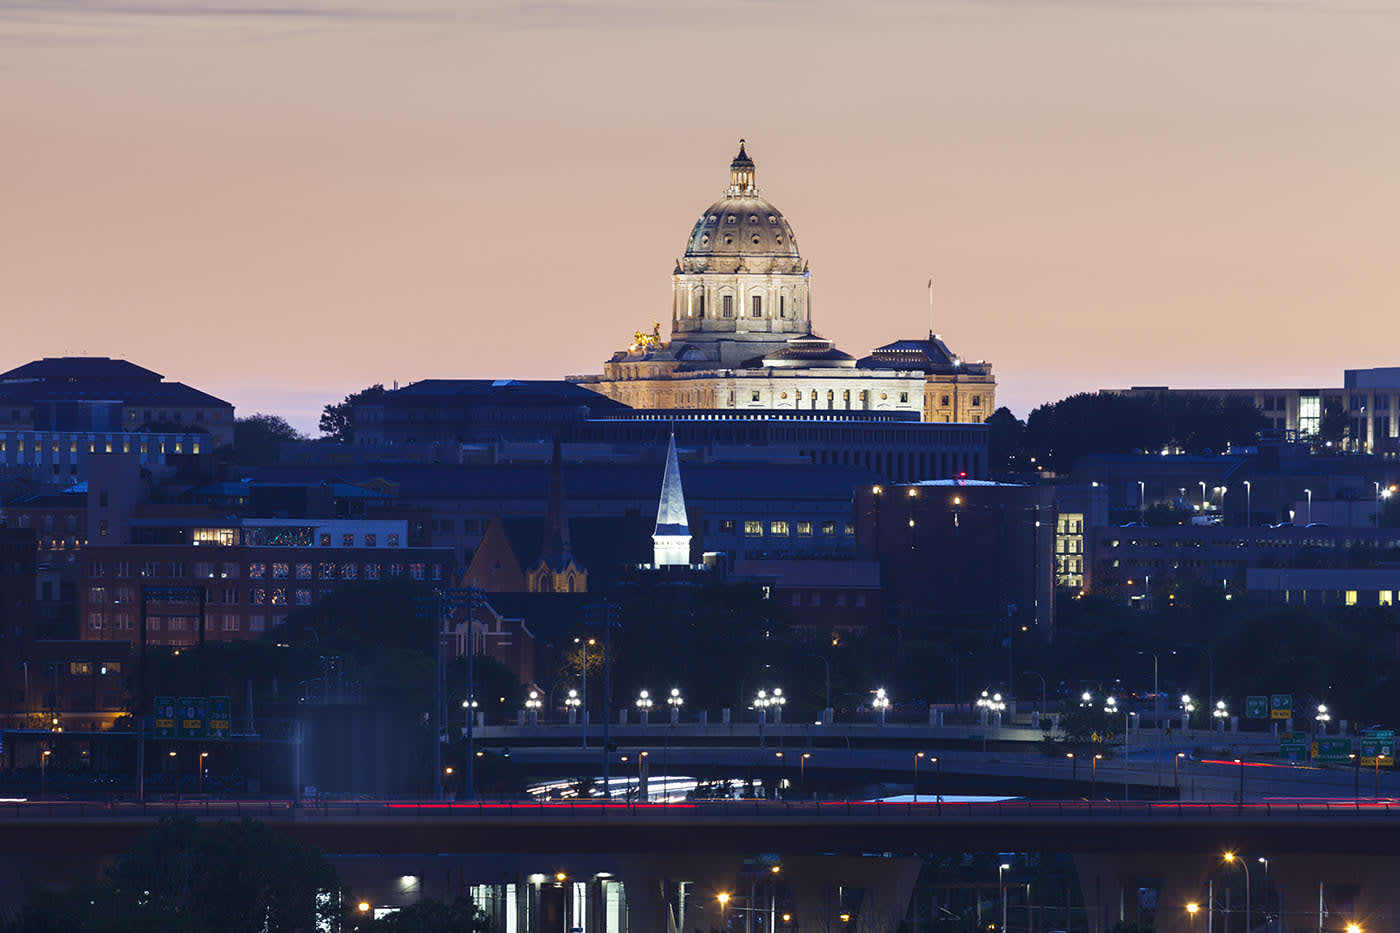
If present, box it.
[3,0,1397,434]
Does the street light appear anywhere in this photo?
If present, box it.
[199,750,209,795]
[1305,488,1313,525]
[1199,481,1208,512]
[1214,699,1229,731]
[1243,480,1252,528]
[1091,753,1102,798]
[1186,902,1200,932]
[1315,703,1331,735]
[635,689,654,711]
[1138,480,1146,523]
[872,688,890,711]
[999,862,1011,933]
[1182,694,1196,729]
[524,690,543,714]
[913,751,924,803]
[40,749,51,800]
[800,752,811,795]
[1223,852,1251,933]
[717,892,730,925]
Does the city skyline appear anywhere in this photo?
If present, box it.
[4,0,1398,434]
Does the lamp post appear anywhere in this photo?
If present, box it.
[199,750,208,796]
[1305,488,1313,525]
[999,862,1011,933]
[1243,480,1252,528]
[1067,752,1076,784]
[1023,670,1047,726]
[1182,694,1196,732]
[1091,753,1102,798]
[1315,703,1331,736]
[574,636,596,745]
[1186,902,1200,933]
[667,687,684,725]
[635,689,653,726]
[1175,752,1186,797]
[40,748,51,800]
[1200,481,1208,512]
[1138,480,1146,523]
[1223,852,1251,933]
[872,687,890,726]
[565,688,581,725]
[800,752,810,797]
[913,751,924,803]
[1214,699,1230,733]
[717,892,730,928]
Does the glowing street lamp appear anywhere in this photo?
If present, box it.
[872,687,890,726]
[666,687,683,724]
[1315,703,1331,736]
[1213,698,1229,732]
[1186,902,1200,932]
[1222,852,1251,933]
[1181,694,1196,730]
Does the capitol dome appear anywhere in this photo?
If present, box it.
[681,141,803,274]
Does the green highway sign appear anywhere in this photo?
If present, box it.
[1245,696,1269,719]
[1314,738,1352,763]
[153,696,177,739]
[177,697,208,739]
[1270,694,1293,721]
[1361,731,1395,768]
[1279,732,1309,761]
[208,696,232,740]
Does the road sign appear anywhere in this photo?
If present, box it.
[1270,694,1293,721]
[177,697,207,739]
[1245,696,1268,719]
[1314,738,1352,763]
[208,696,232,740]
[1279,732,1309,761]
[154,696,177,739]
[1361,731,1395,768]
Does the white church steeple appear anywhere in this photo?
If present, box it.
[652,429,691,567]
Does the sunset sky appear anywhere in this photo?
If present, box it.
[4,0,1397,433]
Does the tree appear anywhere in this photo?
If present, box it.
[233,413,303,467]
[2,817,340,933]
[1319,398,1348,447]
[985,407,1026,477]
[319,384,385,444]
[364,896,495,932]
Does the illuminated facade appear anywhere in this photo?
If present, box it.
[578,141,995,424]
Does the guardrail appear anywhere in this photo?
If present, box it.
[2,797,1399,821]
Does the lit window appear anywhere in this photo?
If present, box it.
[387,533,400,548]
[796,521,813,536]
[365,533,377,547]
[342,534,355,547]
[270,588,287,606]
[247,563,265,580]
[1345,590,1358,606]
[70,661,93,676]
[409,562,426,581]
[1380,590,1393,607]
[821,521,836,535]
[744,520,763,537]
[251,588,267,606]
[770,520,790,536]
[340,563,358,580]
[272,562,289,580]
[295,562,313,580]
[319,562,335,580]
[295,589,312,606]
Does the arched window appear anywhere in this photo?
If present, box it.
[751,295,762,318]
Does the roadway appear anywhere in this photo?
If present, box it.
[2,798,1399,857]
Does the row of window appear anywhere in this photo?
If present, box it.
[0,435,200,458]
[714,519,854,538]
[89,557,435,582]
[89,613,279,633]
[787,590,870,608]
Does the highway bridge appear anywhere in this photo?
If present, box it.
[2,798,1400,932]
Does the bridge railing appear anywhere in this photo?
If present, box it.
[2,797,1399,821]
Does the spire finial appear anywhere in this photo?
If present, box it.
[728,139,755,194]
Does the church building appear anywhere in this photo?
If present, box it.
[576,141,995,423]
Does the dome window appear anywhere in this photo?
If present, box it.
[751,236,760,245]
[749,215,758,223]
[727,215,737,224]
[701,235,709,246]
[768,215,777,223]
[708,214,718,223]
[724,236,733,245]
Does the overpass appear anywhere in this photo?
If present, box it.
[2,799,1399,932]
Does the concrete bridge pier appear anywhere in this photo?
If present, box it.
[1073,852,1218,933]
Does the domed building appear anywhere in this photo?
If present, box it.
[579,141,995,422]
